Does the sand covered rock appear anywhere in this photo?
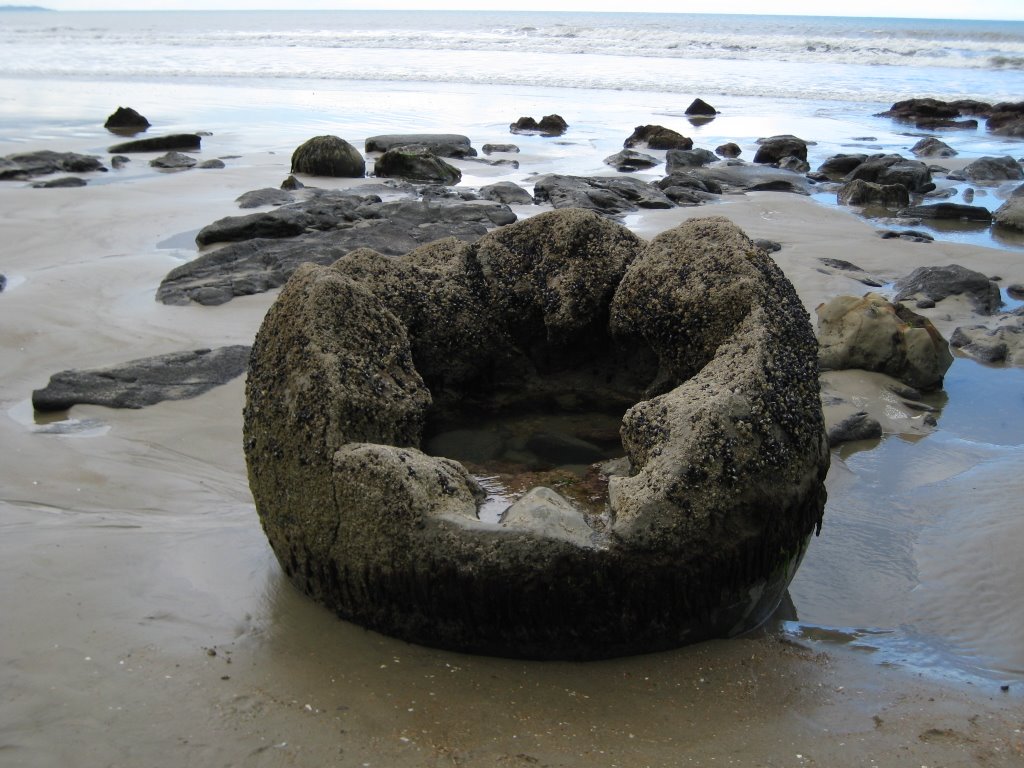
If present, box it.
[816,293,953,391]
[894,263,1002,314]
[951,319,1024,364]
[32,346,250,411]
[290,135,365,178]
[244,210,828,659]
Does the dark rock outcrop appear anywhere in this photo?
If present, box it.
[962,155,1024,184]
[478,181,534,205]
[159,193,516,305]
[684,98,718,116]
[104,106,150,134]
[911,137,956,157]
[108,134,202,153]
[533,175,674,215]
[374,148,461,185]
[291,135,365,178]
[817,153,868,178]
[365,134,477,158]
[243,210,828,660]
[897,203,993,222]
[32,346,250,411]
[510,114,568,136]
[623,125,692,151]
[894,264,1002,314]
[753,135,808,165]
[844,154,934,193]
[837,178,909,208]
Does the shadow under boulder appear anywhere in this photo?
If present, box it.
[244,209,829,660]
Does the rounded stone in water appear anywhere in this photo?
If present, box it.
[244,209,829,659]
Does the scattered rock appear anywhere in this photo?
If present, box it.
[108,134,202,153]
[280,174,304,191]
[910,137,957,157]
[715,142,741,158]
[894,264,1002,314]
[667,163,810,195]
[665,148,717,172]
[104,106,150,134]
[878,229,935,243]
[816,293,953,391]
[291,135,365,178]
[950,321,1024,364]
[837,178,909,208]
[510,114,568,136]
[243,210,828,659]
[365,134,477,158]
[374,147,461,185]
[961,155,1024,184]
[817,258,885,286]
[817,153,869,178]
[753,135,808,165]
[993,197,1024,232]
[604,149,661,172]
[533,174,674,215]
[623,125,692,151]
[684,98,718,116]
[110,155,130,169]
[150,151,197,170]
[897,203,992,222]
[198,159,225,169]
[0,274,6,292]
[844,154,934,193]
[158,193,516,305]
[777,156,810,173]
[235,188,295,208]
[482,143,520,154]
[754,239,782,253]
[914,117,978,130]
[877,97,964,121]
[32,346,251,411]
[986,102,1024,137]
[0,150,106,180]
[478,180,534,205]
[31,176,88,188]
[828,411,883,446]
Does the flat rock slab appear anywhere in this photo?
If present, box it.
[158,193,517,305]
[0,150,106,180]
[533,174,675,215]
[670,164,811,195]
[108,134,202,153]
[32,346,251,411]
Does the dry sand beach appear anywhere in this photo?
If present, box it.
[2,88,1024,766]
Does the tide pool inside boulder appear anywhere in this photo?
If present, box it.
[243,209,829,659]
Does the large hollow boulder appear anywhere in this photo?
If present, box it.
[244,210,829,660]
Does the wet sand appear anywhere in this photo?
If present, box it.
[2,124,1024,767]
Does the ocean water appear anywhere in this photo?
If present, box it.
[2,9,1024,685]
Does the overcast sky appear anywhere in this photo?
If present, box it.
[27,0,1024,21]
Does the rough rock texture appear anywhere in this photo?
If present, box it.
[244,210,829,660]
[623,125,693,151]
[752,135,808,165]
[837,178,909,208]
[816,293,953,391]
[365,134,476,158]
[716,142,741,158]
[104,106,150,133]
[374,148,461,185]
[911,137,957,158]
[962,155,1024,183]
[32,346,250,411]
[894,264,1002,314]
[951,320,1024,364]
[160,192,516,305]
[604,149,661,172]
[290,135,365,178]
[108,134,202,153]
[510,115,568,136]
[533,174,674,215]
[0,150,106,180]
